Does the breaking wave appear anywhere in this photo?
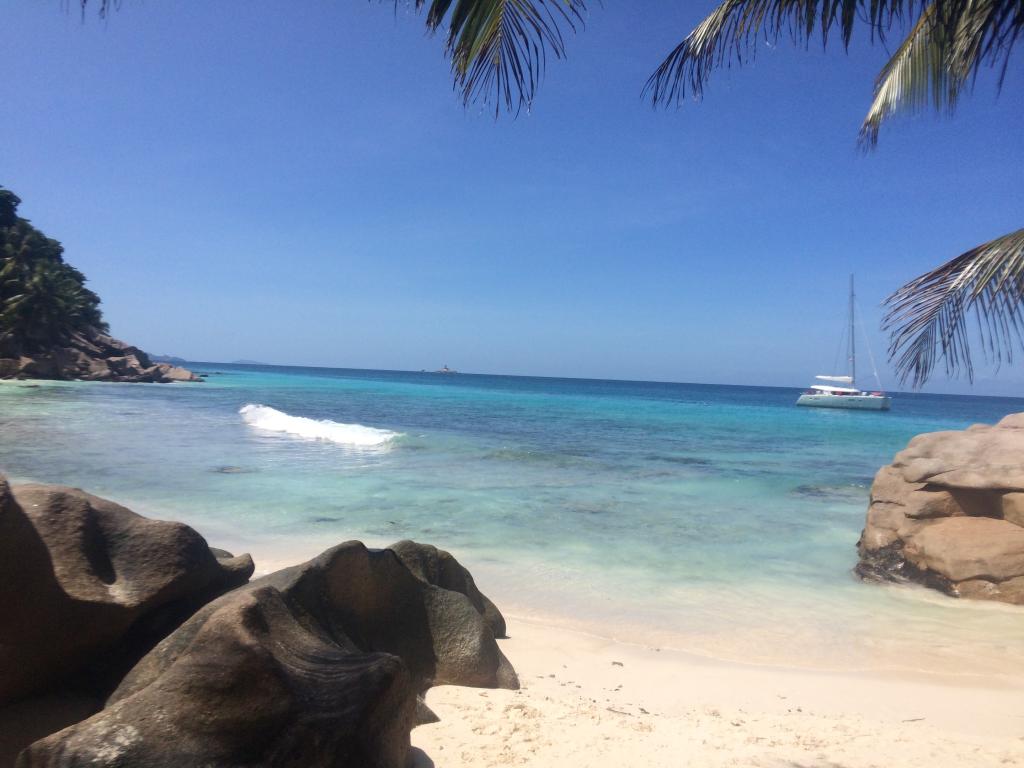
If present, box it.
[239,404,399,448]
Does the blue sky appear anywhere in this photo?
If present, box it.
[3,2,1022,394]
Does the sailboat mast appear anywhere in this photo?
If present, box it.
[848,274,856,387]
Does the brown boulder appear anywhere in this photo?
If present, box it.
[154,363,200,382]
[0,477,253,706]
[893,419,1024,491]
[238,541,518,692]
[956,575,1024,603]
[0,332,198,384]
[20,540,517,768]
[857,414,1024,605]
[17,356,59,379]
[903,517,1024,583]
[21,587,416,768]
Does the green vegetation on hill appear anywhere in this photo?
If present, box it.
[0,186,107,355]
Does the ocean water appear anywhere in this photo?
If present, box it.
[2,365,1023,680]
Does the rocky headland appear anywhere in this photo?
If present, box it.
[0,475,515,767]
[0,186,200,385]
[857,413,1024,605]
[0,331,200,383]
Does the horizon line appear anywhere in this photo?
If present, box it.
[180,359,1024,400]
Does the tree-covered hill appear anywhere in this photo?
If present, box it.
[0,185,197,382]
[0,186,107,355]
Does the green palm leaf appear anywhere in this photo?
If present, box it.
[859,4,963,146]
[643,0,910,107]
[646,0,1021,145]
[859,0,1023,145]
[946,0,1024,86]
[883,228,1024,388]
[417,0,587,115]
[76,1,1021,130]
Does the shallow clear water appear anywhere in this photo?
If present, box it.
[2,365,1023,678]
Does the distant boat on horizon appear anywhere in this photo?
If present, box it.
[435,364,458,374]
[796,275,891,411]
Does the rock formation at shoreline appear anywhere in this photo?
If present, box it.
[0,186,198,385]
[22,543,517,768]
[857,413,1024,605]
[0,477,516,767]
[0,331,200,383]
[0,478,254,707]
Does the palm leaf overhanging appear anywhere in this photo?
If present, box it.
[860,0,1024,145]
[883,229,1024,388]
[859,4,961,146]
[645,0,1022,146]
[78,0,1020,136]
[415,0,587,115]
[644,0,909,107]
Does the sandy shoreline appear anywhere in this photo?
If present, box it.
[413,615,1024,767]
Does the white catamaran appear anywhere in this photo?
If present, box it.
[796,275,891,411]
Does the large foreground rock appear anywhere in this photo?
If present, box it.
[0,332,200,383]
[857,414,1024,604]
[20,540,517,768]
[0,477,254,706]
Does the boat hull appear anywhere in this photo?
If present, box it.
[796,393,891,410]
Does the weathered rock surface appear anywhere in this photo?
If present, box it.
[0,332,200,383]
[20,540,517,768]
[389,539,508,638]
[857,414,1024,604]
[0,477,254,706]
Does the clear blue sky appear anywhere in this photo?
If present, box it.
[2,2,1022,393]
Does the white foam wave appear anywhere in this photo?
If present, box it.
[239,404,399,448]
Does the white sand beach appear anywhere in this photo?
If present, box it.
[414,616,1024,767]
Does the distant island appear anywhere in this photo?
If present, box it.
[151,354,189,365]
[231,359,269,365]
[0,185,199,383]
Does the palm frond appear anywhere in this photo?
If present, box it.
[859,4,962,146]
[76,0,117,18]
[947,0,1024,86]
[415,0,587,115]
[648,0,1022,146]
[644,0,912,107]
[883,228,1024,388]
[858,0,1024,146]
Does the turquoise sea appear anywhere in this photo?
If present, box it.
[2,365,1023,678]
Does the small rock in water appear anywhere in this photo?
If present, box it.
[211,465,255,474]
